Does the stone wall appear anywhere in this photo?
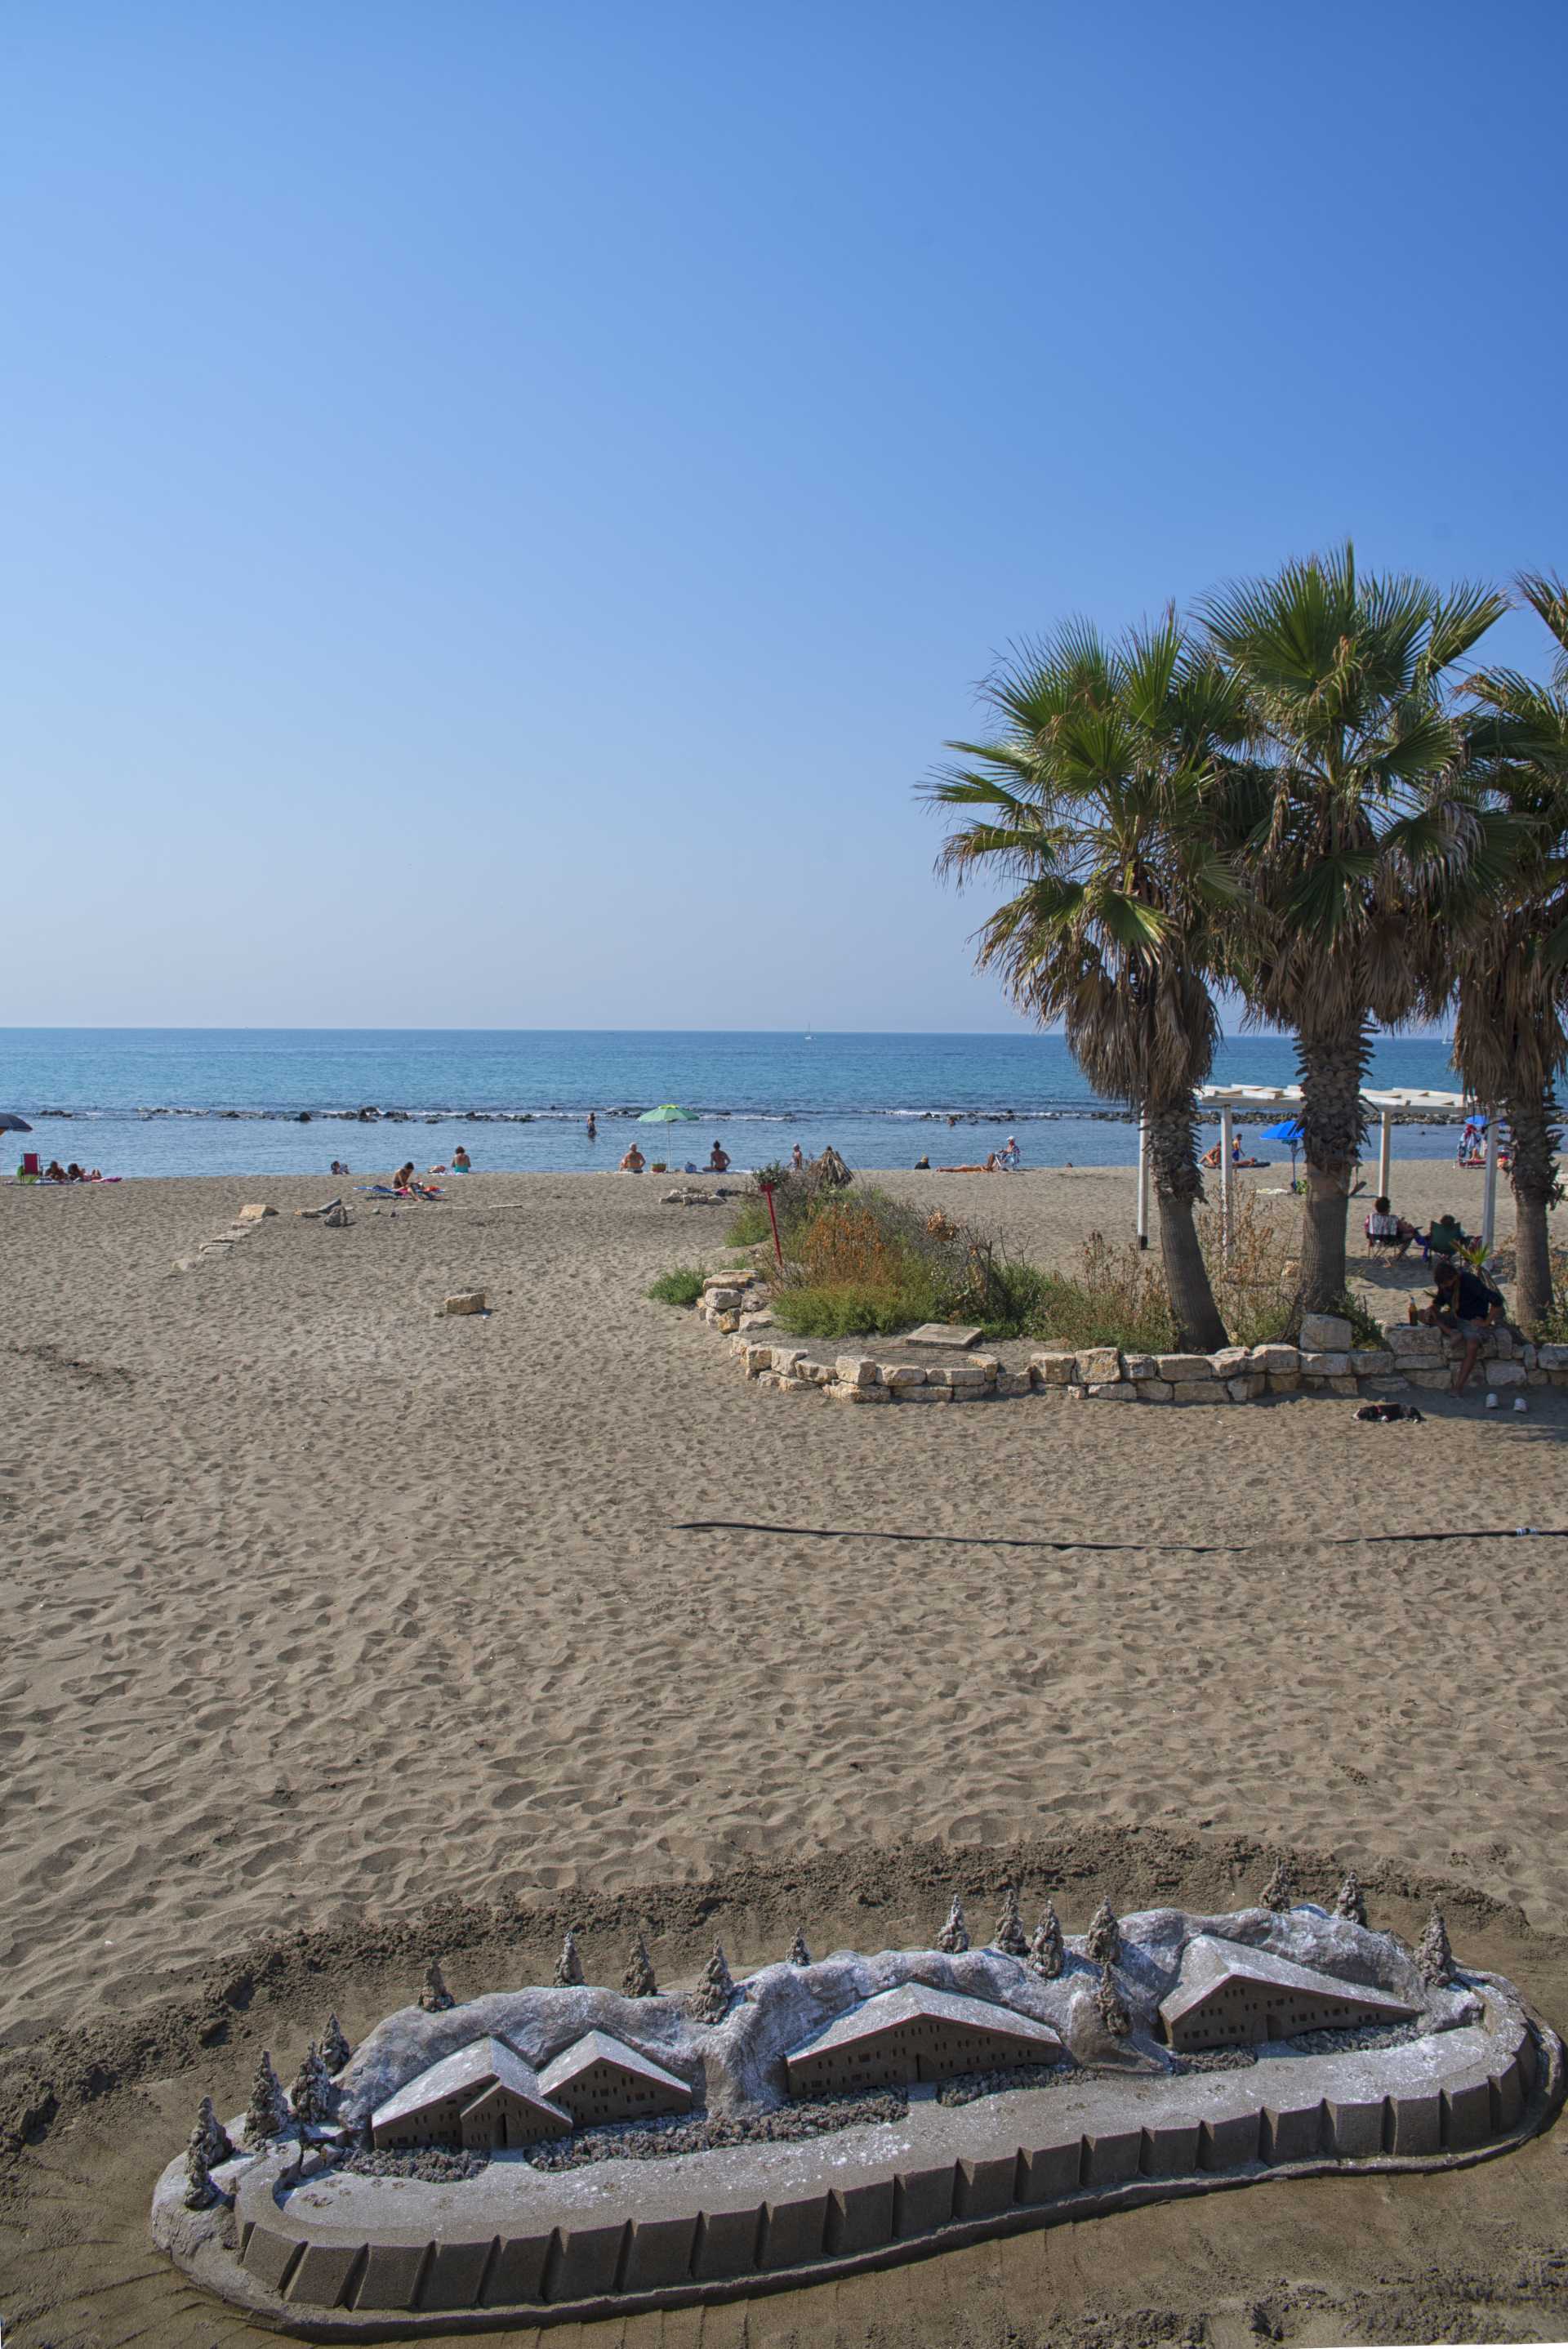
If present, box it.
[727,1311,1568,1408]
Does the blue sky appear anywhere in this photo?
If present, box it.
[5,1,1564,1031]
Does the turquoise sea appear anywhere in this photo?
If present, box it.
[0,1028,1470,1179]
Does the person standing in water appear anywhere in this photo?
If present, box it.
[586,1112,598,1140]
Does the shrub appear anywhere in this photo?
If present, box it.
[1196,1190,1297,1346]
[1530,1248,1568,1341]
[771,1282,939,1339]
[646,1265,708,1308]
[1004,1232,1178,1353]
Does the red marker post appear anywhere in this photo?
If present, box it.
[760,1179,783,1268]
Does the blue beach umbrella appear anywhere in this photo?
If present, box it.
[1260,1118,1303,1181]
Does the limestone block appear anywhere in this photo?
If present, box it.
[769,1348,805,1376]
[1140,2119,1201,2177]
[893,2163,956,2237]
[1300,1351,1352,1376]
[1123,1353,1156,1380]
[995,1371,1033,1397]
[715,1313,742,1334]
[1362,1375,1413,1395]
[1407,1369,1453,1391]
[969,1354,1003,1379]
[418,2240,493,2311]
[742,1344,773,1375]
[759,2191,829,2269]
[1156,1354,1214,1380]
[1485,1359,1527,1387]
[1299,1313,1353,1351]
[1538,1343,1568,1369]
[929,1365,988,1388]
[1520,1343,1538,1369]
[1087,1380,1139,1402]
[236,1202,277,1220]
[896,1384,950,1402]
[1170,1382,1230,1404]
[1326,1375,1360,1396]
[1349,1348,1396,1375]
[826,1380,890,1404]
[439,1290,486,1317]
[624,2212,702,2289]
[1227,1374,1265,1402]
[1031,1352,1080,1384]
[705,1288,742,1311]
[1528,1368,1548,1387]
[835,1356,880,1388]
[881,1363,927,1388]
[1249,1344,1300,1374]
[704,1269,757,1290]
[804,1361,835,1384]
[1208,1347,1251,1380]
[1082,2126,1142,2183]
[1077,1346,1122,1385]
[1266,1372,1301,1394]
[1136,1379,1174,1402]
[1388,1326,1443,1362]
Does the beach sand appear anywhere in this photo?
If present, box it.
[3,1162,1566,2345]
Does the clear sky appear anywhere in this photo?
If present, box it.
[5,1,1564,1031]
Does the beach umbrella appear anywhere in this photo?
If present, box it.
[1260,1117,1303,1182]
[0,1112,33,1133]
[637,1104,697,1124]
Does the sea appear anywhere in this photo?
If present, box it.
[0,1029,1476,1180]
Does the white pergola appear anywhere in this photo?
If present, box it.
[1133,1084,1500,1250]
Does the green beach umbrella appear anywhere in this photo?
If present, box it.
[638,1103,697,1125]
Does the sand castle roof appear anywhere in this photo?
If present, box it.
[371,2035,568,2130]
[790,1981,1063,2060]
[537,2030,689,2099]
[1160,1937,1415,2030]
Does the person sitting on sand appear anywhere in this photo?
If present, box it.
[452,1146,471,1171]
[44,1160,67,1183]
[330,1159,350,1176]
[999,1135,1022,1170]
[707,1140,730,1172]
[1365,1196,1417,1255]
[65,1162,85,1181]
[619,1143,645,1173]
[1419,1255,1506,1395]
[914,1153,930,1169]
[393,1161,416,1192]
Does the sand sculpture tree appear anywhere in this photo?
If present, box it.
[787,1928,813,1967]
[184,2137,218,2210]
[320,2014,352,2073]
[1260,1861,1294,1913]
[555,1932,586,1989]
[244,2053,291,2147]
[1029,1905,1065,1980]
[1085,1901,1120,1966]
[1417,1911,1455,1987]
[291,2044,338,2130]
[690,1942,737,2025]
[1095,1963,1133,2038]
[1334,1872,1367,1927]
[622,1934,657,1998]
[418,1962,455,2013]
[993,1886,1028,1958]
[936,1897,970,1955]
[191,2095,233,2169]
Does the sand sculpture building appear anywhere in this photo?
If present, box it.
[785,1981,1065,2095]
[1159,1937,1418,2053]
[369,2039,570,2151]
[537,2031,693,2126]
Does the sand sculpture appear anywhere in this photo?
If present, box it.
[153,1892,1561,2337]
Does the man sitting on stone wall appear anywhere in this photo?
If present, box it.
[1419,1256,1506,1397]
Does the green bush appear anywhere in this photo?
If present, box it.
[770,1281,942,1339]
[645,1265,708,1308]
[724,1198,773,1246]
[1004,1237,1178,1353]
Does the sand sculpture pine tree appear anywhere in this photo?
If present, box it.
[690,1941,737,2024]
[1085,1900,1120,1967]
[1028,1905,1065,1980]
[184,2137,218,2209]
[555,1931,586,1988]
[1334,1872,1367,1927]
[291,2043,337,2129]
[192,2094,234,2168]
[993,1885,1028,1958]
[936,1897,970,1955]
[320,2014,352,2074]
[245,2052,291,2146]
[787,1928,813,1968]
[1260,1861,1294,1913]
[622,1934,657,1998]
[1095,1963,1132,2038]
[1416,1910,1454,1987]
[418,1961,455,2013]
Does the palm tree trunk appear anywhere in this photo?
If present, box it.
[1295,1028,1370,1314]
[1147,1101,1227,1351]
[1503,1089,1561,1331]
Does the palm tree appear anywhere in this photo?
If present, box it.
[924,613,1251,1350]
[1199,545,1508,1313]
[1455,572,1568,1330]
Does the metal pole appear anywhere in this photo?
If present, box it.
[1220,1102,1234,1250]
[1481,1114,1499,1256]
[1378,1108,1392,1201]
[1136,1113,1150,1250]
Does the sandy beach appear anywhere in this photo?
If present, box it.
[3,1162,1567,2347]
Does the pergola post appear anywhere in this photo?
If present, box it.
[1481,1113,1500,1255]
[1136,1112,1150,1250]
[1378,1108,1392,1201]
[1219,1102,1234,1250]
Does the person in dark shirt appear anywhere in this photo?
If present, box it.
[1422,1256,1506,1395]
